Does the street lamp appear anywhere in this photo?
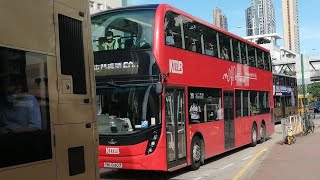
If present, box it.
[300,54,307,127]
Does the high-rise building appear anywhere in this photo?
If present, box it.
[246,0,276,36]
[282,0,300,54]
[245,7,253,36]
[89,0,131,14]
[213,8,228,31]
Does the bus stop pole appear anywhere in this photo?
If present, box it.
[301,54,308,129]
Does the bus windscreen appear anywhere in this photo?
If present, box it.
[91,10,155,52]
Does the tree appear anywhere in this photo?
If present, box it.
[307,82,320,98]
[298,85,304,94]
[256,37,271,44]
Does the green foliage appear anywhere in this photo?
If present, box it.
[256,37,271,44]
[298,85,304,94]
[307,82,320,98]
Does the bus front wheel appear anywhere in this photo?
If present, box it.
[190,136,201,170]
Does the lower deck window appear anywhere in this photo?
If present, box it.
[188,87,222,124]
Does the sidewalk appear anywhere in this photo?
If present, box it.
[250,128,320,180]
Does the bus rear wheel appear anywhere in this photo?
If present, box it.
[250,124,258,147]
[190,136,201,171]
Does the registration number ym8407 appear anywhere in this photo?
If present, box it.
[104,162,123,168]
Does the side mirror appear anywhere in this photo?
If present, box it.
[155,81,163,94]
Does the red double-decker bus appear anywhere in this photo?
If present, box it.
[91,4,274,171]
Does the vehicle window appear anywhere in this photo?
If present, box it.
[232,39,241,63]
[243,91,249,116]
[91,10,155,51]
[264,52,271,71]
[218,33,231,61]
[165,11,183,49]
[183,17,203,53]
[0,47,52,168]
[97,85,160,135]
[203,26,218,57]
[248,45,256,67]
[236,90,242,117]
[250,91,258,115]
[257,49,264,69]
[188,87,222,124]
[240,42,247,65]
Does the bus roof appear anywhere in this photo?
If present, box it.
[92,3,270,53]
[92,4,159,17]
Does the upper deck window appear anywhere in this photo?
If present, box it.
[165,11,183,49]
[183,18,203,53]
[203,26,218,57]
[91,10,155,52]
[218,33,231,61]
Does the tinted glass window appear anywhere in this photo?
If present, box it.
[250,91,258,116]
[91,10,155,51]
[183,18,203,53]
[257,49,264,69]
[236,90,242,117]
[203,26,218,57]
[232,39,241,63]
[97,85,160,135]
[240,42,247,64]
[264,53,271,71]
[243,91,249,116]
[0,47,52,168]
[188,87,222,124]
[165,11,183,48]
[248,45,256,67]
[218,33,231,61]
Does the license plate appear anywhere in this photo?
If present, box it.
[104,162,123,168]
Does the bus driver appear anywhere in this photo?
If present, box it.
[0,77,41,134]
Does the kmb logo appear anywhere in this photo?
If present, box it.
[106,148,120,155]
[169,59,183,74]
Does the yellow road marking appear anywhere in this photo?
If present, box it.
[232,144,271,180]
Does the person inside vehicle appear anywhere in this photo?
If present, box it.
[0,76,41,134]
[99,30,119,50]
[189,101,201,123]
[165,29,175,46]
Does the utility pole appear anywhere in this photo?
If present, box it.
[301,54,308,129]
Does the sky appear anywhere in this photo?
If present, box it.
[130,0,320,56]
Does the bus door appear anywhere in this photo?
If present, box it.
[165,87,187,169]
[224,90,235,150]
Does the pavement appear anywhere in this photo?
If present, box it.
[248,115,320,180]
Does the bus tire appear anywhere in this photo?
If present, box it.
[190,136,201,171]
[250,124,258,147]
[259,123,266,143]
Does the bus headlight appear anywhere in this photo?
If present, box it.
[145,130,160,155]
